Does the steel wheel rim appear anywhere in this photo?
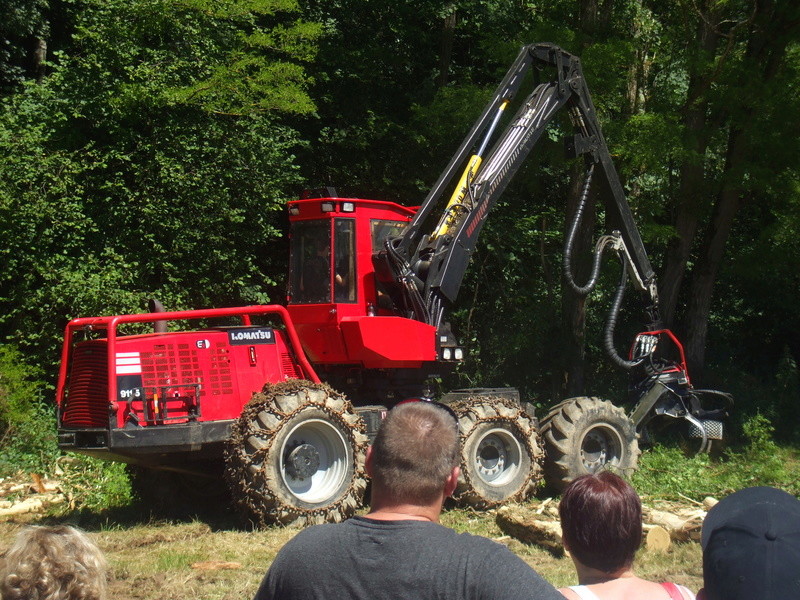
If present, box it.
[280,418,349,503]
[473,427,523,486]
[580,424,623,472]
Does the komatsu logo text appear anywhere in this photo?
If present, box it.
[228,328,276,345]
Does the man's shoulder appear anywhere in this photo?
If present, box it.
[277,518,516,565]
[282,521,345,546]
[448,527,513,551]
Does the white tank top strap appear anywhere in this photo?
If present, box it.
[568,585,602,600]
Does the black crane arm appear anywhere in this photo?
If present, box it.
[381,43,659,342]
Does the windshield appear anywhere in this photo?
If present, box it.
[289,221,331,304]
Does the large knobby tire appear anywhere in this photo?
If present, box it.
[225,380,368,527]
[451,396,543,507]
[540,397,639,493]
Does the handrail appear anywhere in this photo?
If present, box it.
[57,305,320,412]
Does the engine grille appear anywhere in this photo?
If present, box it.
[62,342,109,427]
[141,343,203,390]
[209,343,234,396]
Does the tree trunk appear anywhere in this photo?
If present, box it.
[659,10,720,329]
[436,6,457,88]
[683,0,793,374]
[683,131,745,376]
[577,0,614,42]
[33,38,47,83]
[561,163,596,396]
[625,0,652,116]
[558,0,614,397]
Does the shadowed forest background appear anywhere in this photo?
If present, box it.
[0,0,798,504]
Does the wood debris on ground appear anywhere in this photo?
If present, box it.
[0,473,65,517]
[496,497,716,554]
[191,561,242,570]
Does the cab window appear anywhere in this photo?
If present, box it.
[289,221,331,304]
[334,219,356,303]
[371,220,408,252]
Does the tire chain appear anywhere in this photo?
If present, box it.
[225,379,368,527]
[447,394,544,506]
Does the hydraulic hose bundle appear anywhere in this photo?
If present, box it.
[562,163,641,370]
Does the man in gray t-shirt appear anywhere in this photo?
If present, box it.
[253,402,563,600]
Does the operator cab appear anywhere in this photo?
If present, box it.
[287,190,415,312]
[285,192,438,369]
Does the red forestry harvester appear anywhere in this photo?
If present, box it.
[56,43,732,524]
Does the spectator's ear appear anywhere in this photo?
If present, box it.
[696,589,706,600]
[444,466,460,498]
[365,446,375,478]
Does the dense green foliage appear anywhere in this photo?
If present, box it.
[0,0,798,507]
[0,346,58,474]
[0,0,318,362]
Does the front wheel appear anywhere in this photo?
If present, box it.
[225,380,368,526]
[540,397,639,493]
[452,396,543,507]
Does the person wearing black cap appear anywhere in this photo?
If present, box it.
[699,486,800,600]
[252,401,564,600]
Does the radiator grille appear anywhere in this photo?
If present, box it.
[141,343,203,392]
[209,343,233,396]
[62,342,108,427]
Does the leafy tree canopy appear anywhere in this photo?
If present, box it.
[0,0,320,366]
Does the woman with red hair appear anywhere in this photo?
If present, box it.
[558,472,695,600]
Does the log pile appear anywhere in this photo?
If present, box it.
[0,474,65,517]
[496,497,715,555]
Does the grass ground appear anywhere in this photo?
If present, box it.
[0,501,704,600]
[4,433,794,599]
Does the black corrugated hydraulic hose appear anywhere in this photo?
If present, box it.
[603,257,642,370]
[563,163,605,296]
[385,237,430,324]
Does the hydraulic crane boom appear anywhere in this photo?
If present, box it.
[382,43,659,348]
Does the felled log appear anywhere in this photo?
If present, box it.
[644,524,672,552]
[0,493,64,517]
[495,505,564,556]
[642,507,704,542]
[497,501,706,554]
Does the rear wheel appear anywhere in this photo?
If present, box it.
[225,380,368,526]
[540,397,639,493]
[452,396,543,507]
